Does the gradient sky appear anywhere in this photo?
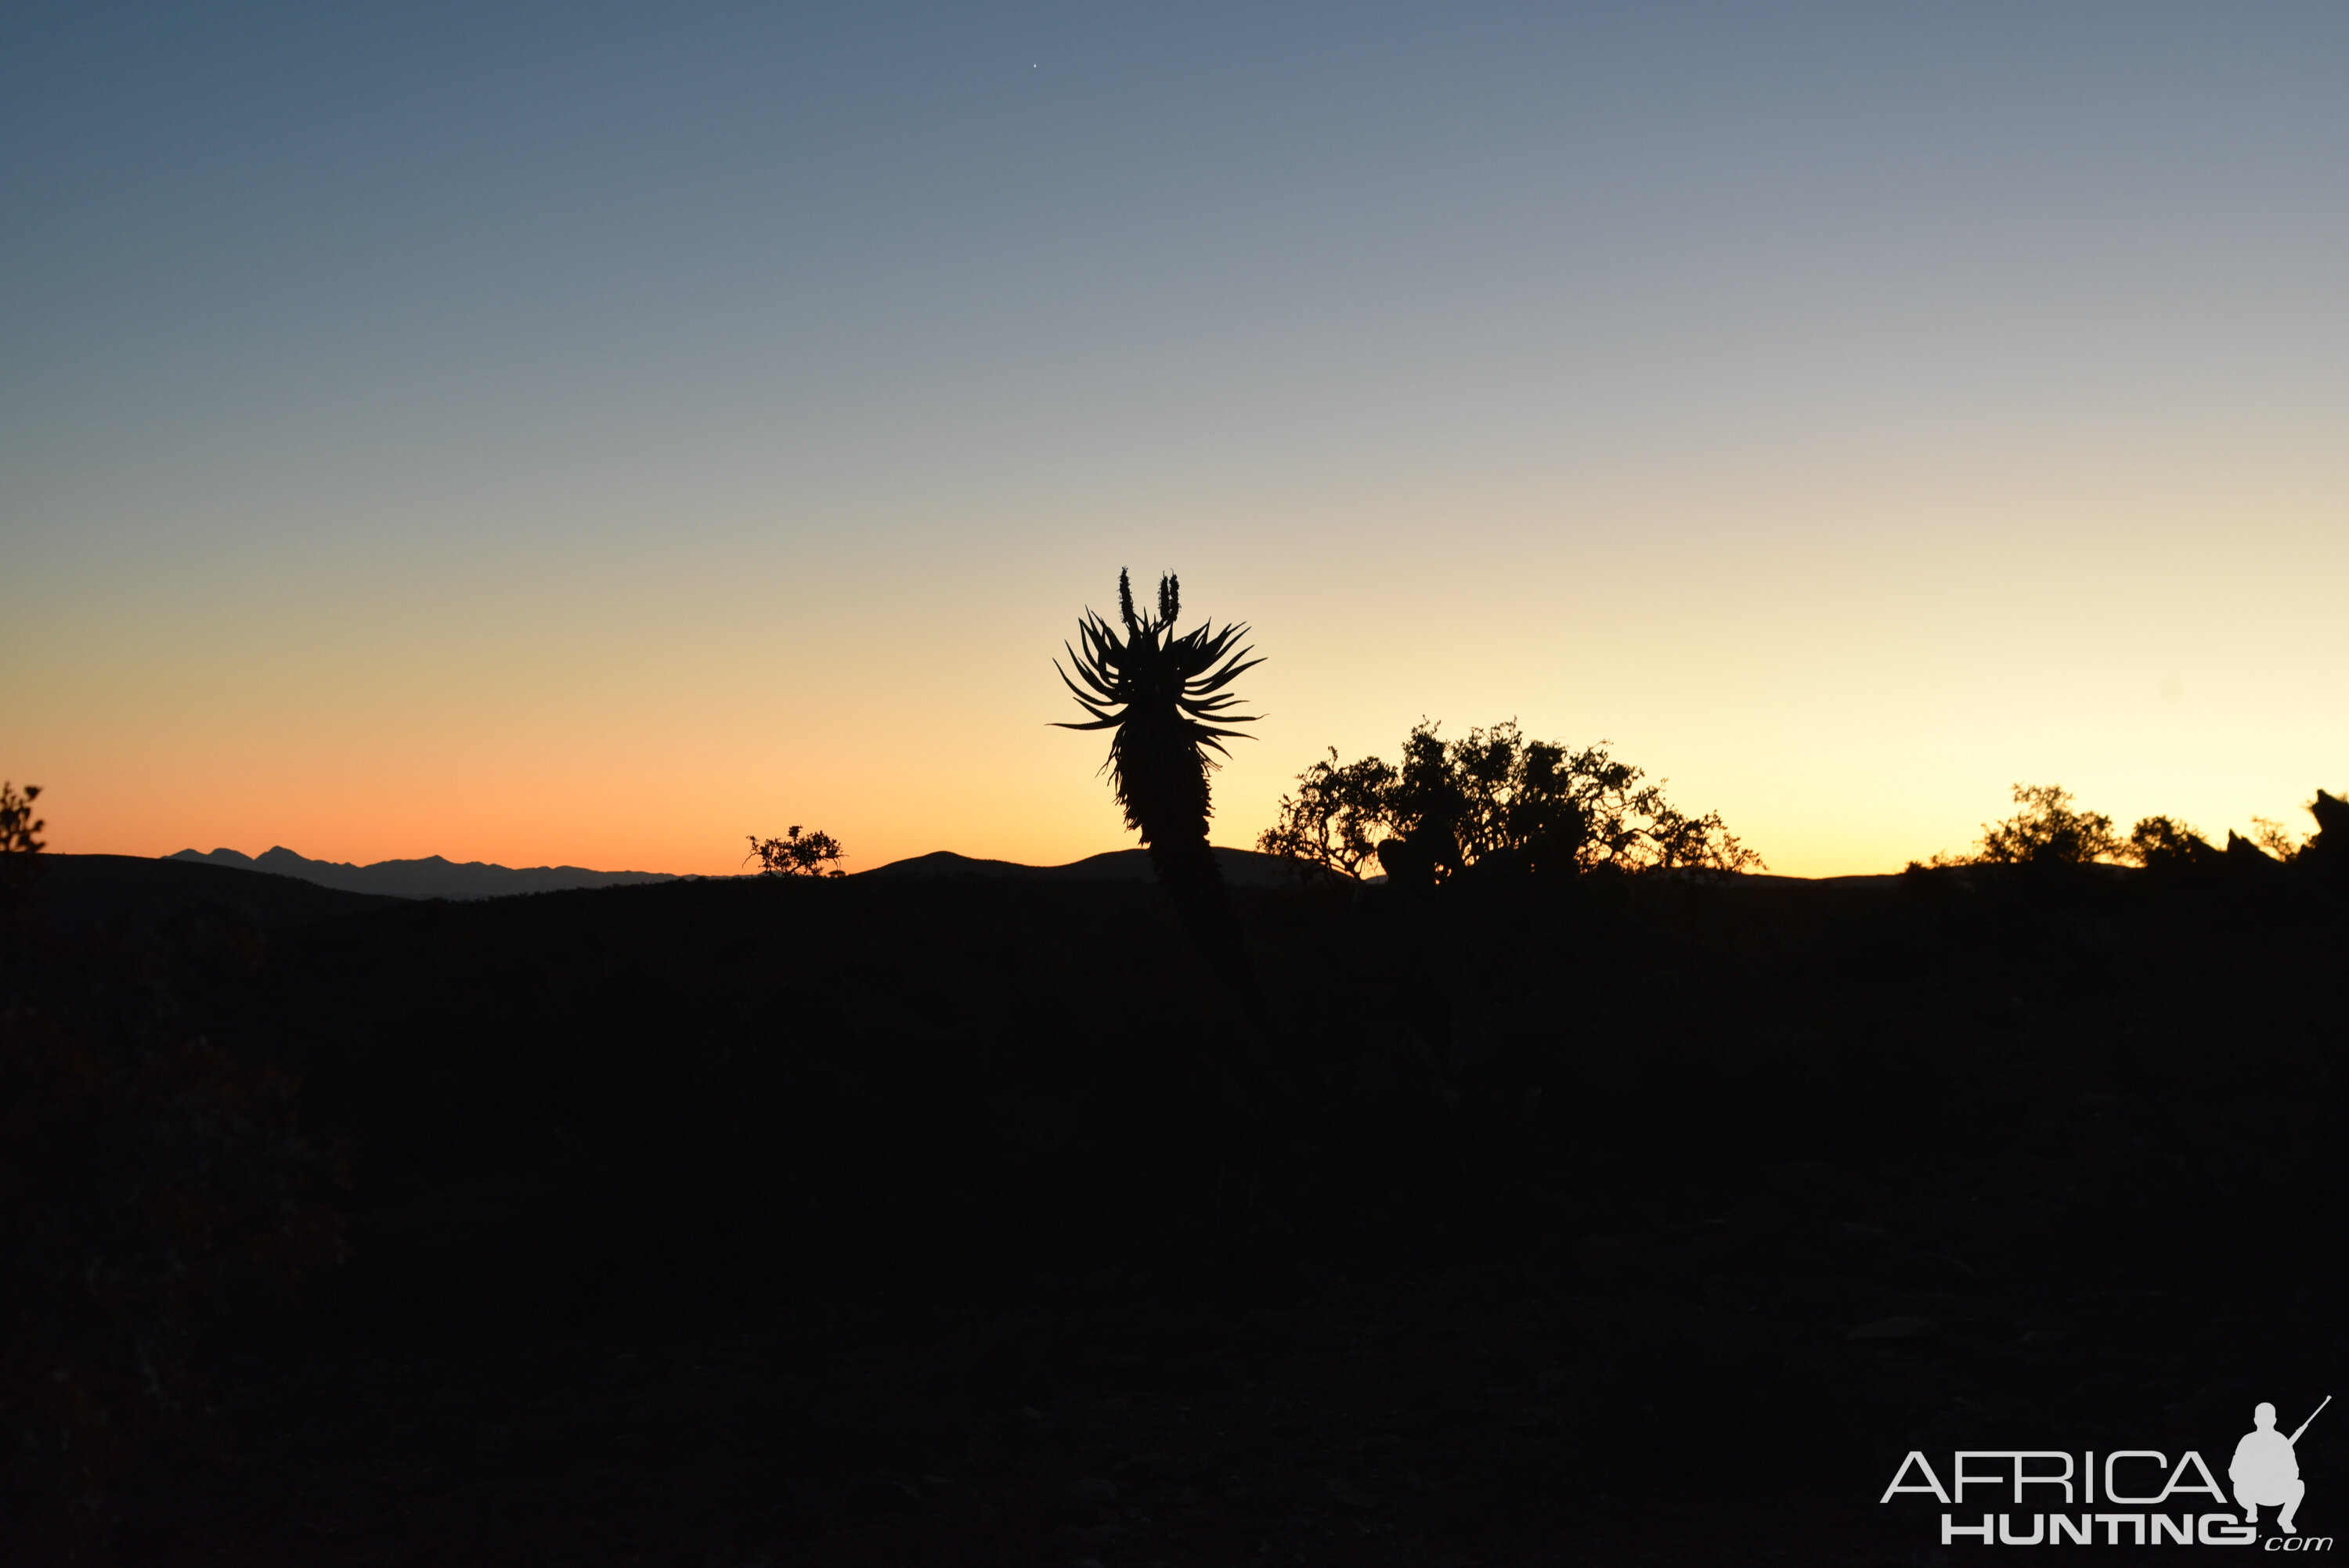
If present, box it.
[5,3,2344,877]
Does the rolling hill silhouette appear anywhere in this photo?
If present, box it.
[39,854,407,932]
[862,845,1320,888]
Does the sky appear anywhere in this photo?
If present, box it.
[4,2,2344,878]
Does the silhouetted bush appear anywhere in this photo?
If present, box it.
[2123,813,2215,870]
[2245,813,2308,862]
[745,826,846,878]
[1945,784,2341,889]
[0,781,41,911]
[1258,719,1760,886]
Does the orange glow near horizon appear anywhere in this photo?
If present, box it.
[16,456,2344,882]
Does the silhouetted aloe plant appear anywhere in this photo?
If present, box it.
[1055,570,1262,996]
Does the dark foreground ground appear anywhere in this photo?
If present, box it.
[16,856,2349,1564]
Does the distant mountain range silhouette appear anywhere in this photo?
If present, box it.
[166,847,679,902]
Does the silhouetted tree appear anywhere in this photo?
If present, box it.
[1962,791,2340,881]
[1958,783,2123,867]
[2246,815,2306,863]
[1259,720,1759,887]
[744,827,845,878]
[1254,749,1398,882]
[1055,570,1262,994]
[2123,813,2215,870]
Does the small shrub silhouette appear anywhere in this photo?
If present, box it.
[0,780,40,913]
[1259,719,1760,887]
[744,826,845,878]
[1,780,41,855]
[1055,569,1262,995]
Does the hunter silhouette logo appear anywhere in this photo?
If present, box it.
[1881,1397,2332,1549]
[2237,1397,2329,1537]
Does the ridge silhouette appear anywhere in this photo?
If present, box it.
[864,845,1315,888]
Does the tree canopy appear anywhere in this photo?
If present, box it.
[1257,719,1762,887]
